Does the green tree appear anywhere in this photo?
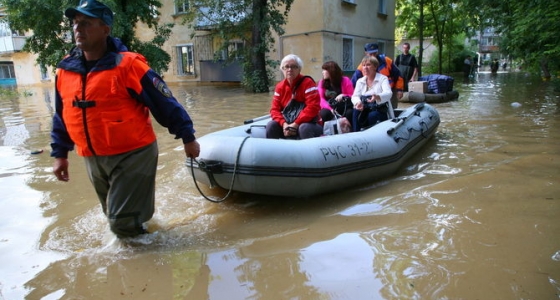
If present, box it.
[397,0,477,75]
[180,0,294,93]
[397,0,426,76]
[0,0,174,74]
[482,0,560,78]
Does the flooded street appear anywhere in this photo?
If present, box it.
[0,72,559,299]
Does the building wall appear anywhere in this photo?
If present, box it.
[12,52,53,86]
[275,0,397,81]
[135,2,200,83]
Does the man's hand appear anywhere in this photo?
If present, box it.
[53,158,69,182]
[184,140,200,158]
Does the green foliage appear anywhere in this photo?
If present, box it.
[423,35,470,75]
[0,0,173,74]
[477,0,560,77]
[397,0,482,74]
[181,0,294,93]
[0,87,20,99]
[1,0,75,70]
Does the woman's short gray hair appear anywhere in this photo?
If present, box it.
[280,54,303,70]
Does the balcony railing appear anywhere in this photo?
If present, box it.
[479,45,499,53]
[0,36,26,55]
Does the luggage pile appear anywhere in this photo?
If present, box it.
[418,74,454,94]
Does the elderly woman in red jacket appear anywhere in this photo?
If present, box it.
[266,54,322,139]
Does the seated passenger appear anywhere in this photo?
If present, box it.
[318,61,354,126]
[266,54,322,139]
[351,55,393,131]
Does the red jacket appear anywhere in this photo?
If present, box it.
[270,74,320,125]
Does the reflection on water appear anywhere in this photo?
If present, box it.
[0,73,559,299]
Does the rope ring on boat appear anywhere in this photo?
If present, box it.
[189,136,250,203]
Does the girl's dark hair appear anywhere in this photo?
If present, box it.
[321,61,343,96]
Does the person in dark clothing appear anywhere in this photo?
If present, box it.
[395,43,419,91]
[464,56,473,78]
[491,58,499,74]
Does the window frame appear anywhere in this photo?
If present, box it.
[177,44,195,76]
[175,0,189,14]
[378,0,387,15]
[342,37,354,72]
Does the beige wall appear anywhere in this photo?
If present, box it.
[6,52,54,87]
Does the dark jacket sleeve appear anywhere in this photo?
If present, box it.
[389,61,404,91]
[50,75,75,158]
[350,69,362,87]
[136,69,196,144]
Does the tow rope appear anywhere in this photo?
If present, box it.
[189,136,250,203]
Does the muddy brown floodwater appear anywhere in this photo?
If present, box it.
[0,71,559,299]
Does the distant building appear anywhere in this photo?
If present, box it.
[0,9,53,86]
[476,27,500,55]
[468,27,502,66]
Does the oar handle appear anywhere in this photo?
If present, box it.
[387,103,425,135]
[244,115,270,124]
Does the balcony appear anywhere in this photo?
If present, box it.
[479,45,499,53]
[0,35,26,56]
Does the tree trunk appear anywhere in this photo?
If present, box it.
[418,0,424,78]
[540,58,551,79]
[248,0,270,93]
[119,0,133,48]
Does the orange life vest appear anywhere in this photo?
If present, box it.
[56,52,156,156]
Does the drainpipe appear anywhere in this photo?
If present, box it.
[476,52,481,69]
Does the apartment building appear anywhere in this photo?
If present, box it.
[0,0,397,86]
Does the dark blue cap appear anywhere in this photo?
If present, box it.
[65,0,113,26]
[364,43,379,54]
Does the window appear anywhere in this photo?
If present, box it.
[0,63,15,79]
[175,0,189,14]
[229,41,245,60]
[0,20,11,37]
[378,0,387,15]
[217,41,245,60]
[40,64,49,80]
[342,38,354,71]
[177,45,195,75]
